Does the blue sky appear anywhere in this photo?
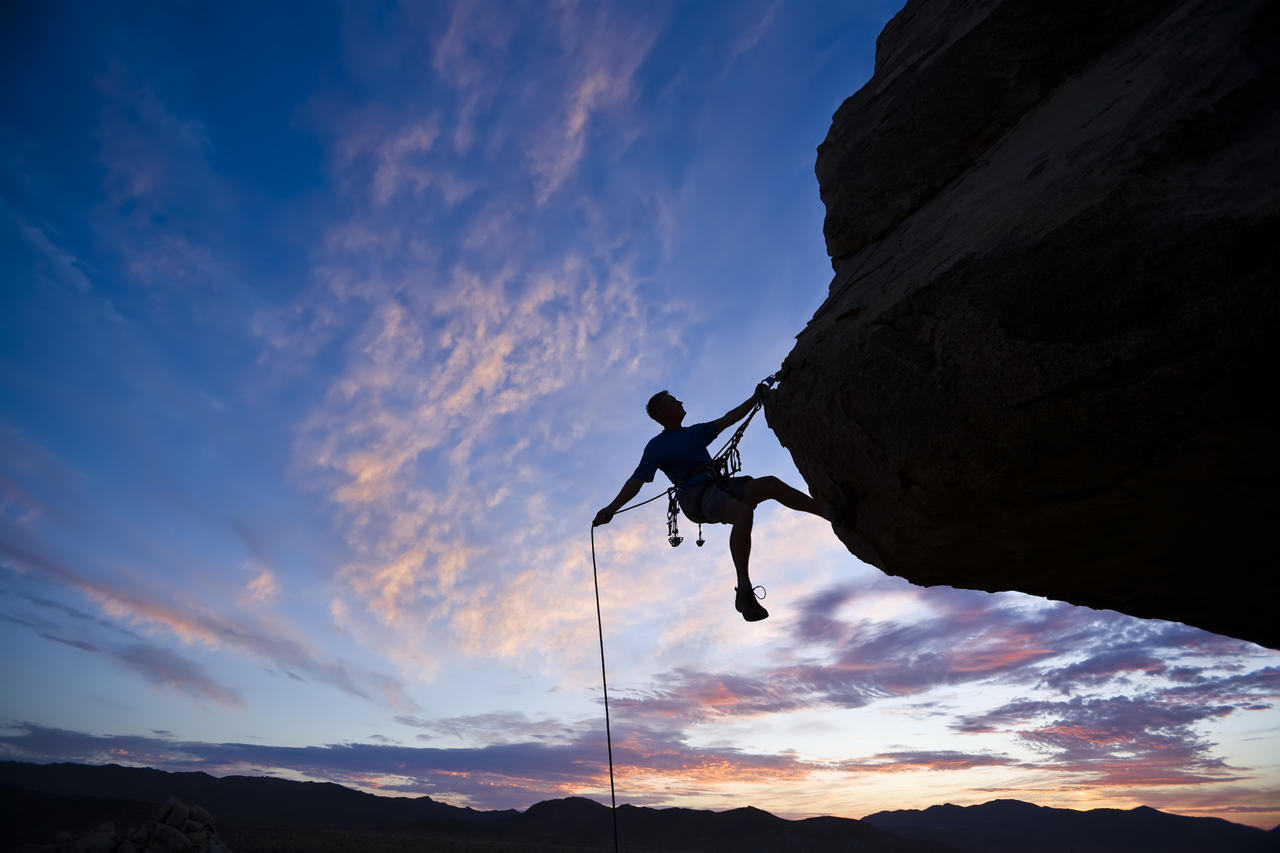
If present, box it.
[2,0,1278,829]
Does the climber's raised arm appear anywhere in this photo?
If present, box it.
[594,478,643,526]
[713,384,768,433]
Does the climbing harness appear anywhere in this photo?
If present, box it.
[586,373,778,853]
[664,372,777,548]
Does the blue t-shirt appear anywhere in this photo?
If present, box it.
[630,420,725,492]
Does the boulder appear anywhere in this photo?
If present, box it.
[17,799,232,853]
[771,0,1279,648]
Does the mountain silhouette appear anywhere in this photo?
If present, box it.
[510,797,949,851]
[3,762,1275,853]
[863,798,1280,852]
[0,761,511,829]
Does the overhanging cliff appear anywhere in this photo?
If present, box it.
[768,0,1279,648]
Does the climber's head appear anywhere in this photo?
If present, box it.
[646,390,685,429]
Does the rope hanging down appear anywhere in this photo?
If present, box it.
[589,525,620,853]
[586,372,777,853]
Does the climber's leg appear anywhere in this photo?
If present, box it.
[745,475,824,516]
[721,497,767,622]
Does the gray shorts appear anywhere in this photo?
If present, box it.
[678,476,753,524]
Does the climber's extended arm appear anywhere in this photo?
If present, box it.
[713,383,768,433]
[594,478,643,526]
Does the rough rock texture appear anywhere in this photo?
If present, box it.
[18,799,234,853]
[770,0,1279,648]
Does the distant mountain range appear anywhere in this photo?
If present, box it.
[863,799,1280,853]
[2,761,1276,852]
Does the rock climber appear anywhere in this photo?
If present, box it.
[593,384,845,622]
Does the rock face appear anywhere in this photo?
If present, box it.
[19,799,233,853]
[770,0,1279,648]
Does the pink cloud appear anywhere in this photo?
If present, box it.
[0,535,415,711]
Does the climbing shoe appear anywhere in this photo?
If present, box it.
[735,586,769,622]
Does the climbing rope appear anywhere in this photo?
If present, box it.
[589,524,620,853]
[586,374,777,853]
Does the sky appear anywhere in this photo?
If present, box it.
[2,0,1278,832]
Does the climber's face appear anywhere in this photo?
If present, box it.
[655,393,685,427]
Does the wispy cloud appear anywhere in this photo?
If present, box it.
[722,1,779,74]
[1037,648,1169,693]
[111,643,244,708]
[0,536,414,712]
[957,694,1239,786]
[38,632,101,653]
[12,216,94,294]
[243,570,281,605]
[607,581,1276,794]
[429,1,522,155]
[96,66,214,213]
[613,587,1082,722]
[10,592,143,642]
[837,749,1019,773]
[427,2,658,202]
[275,11,674,682]
[525,11,655,204]
[3,585,242,708]
[371,119,442,205]
[395,711,576,745]
[93,66,234,301]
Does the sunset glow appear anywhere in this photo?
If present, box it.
[2,0,1278,833]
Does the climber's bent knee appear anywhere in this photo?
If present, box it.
[744,475,782,505]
